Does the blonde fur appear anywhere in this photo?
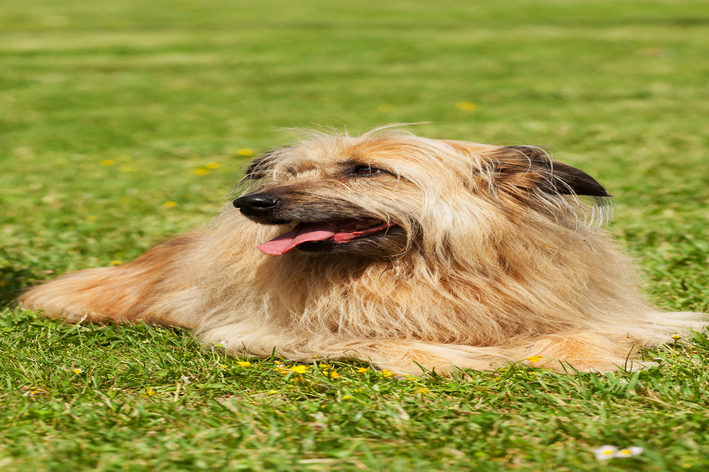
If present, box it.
[20,127,707,374]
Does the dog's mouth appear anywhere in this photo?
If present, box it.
[257,219,398,255]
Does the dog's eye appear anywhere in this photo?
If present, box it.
[349,165,386,176]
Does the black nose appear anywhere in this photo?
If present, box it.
[233,194,281,216]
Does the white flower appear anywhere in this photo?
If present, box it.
[180,376,191,385]
[593,445,643,460]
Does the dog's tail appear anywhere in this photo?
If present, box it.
[18,232,204,329]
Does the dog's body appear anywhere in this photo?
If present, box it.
[21,128,706,374]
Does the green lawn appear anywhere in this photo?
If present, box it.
[1,0,708,470]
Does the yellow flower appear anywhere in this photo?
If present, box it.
[527,356,544,363]
[672,334,681,340]
[72,368,83,374]
[455,102,477,111]
[329,371,339,379]
[357,367,368,373]
[312,355,319,358]
[319,364,331,370]
[268,390,278,395]
[405,376,417,381]
[110,260,122,266]
[380,369,395,377]
[163,201,178,208]
[218,364,227,369]
[237,361,251,368]
[237,148,254,156]
[290,365,308,374]
[415,387,430,394]
[100,159,116,166]
[191,168,210,175]
[342,395,351,400]
[205,162,221,169]
[141,388,156,398]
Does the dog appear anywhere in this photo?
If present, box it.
[20,127,707,374]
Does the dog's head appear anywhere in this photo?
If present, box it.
[232,128,610,258]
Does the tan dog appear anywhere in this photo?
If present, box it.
[20,128,706,374]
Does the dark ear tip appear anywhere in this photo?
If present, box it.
[497,146,611,198]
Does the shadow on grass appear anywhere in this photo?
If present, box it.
[0,266,40,307]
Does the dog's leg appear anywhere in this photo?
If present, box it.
[19,232,204,329]
[322,334,648,375]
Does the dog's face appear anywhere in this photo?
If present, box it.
[233,130,609,258]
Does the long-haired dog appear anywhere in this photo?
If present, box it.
[20,127,707,374]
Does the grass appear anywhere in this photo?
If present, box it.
[1,0,708,470]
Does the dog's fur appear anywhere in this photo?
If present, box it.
[20,127,707,374]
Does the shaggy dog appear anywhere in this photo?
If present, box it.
[20,128,707,374]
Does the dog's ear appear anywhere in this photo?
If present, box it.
[495,146,610,197]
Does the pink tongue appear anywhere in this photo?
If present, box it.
[257,223,337,255]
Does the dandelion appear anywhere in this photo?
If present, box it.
[319,364,331,371]
[268,390,278,395]
[415,387,430,394]
[455,102,477,111]
[72,368,83,374]
[290,365,308,374]
[237,148,254,157]
[237,361,251,368]
[342,395,352,400]
[405,376,417,381]
[377,104,396,113]
[163,201,178,208]
[191,168,210,175]
[527,356,544,363]
[592,445,643,460]
[357,367,368,373]
[205,162,221,169]
[110,260,122,266]
[141,388,156,398]
[329,371,339,379]
[100,159,116,166]
[672,334,681,348]
[380,369,395,377]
